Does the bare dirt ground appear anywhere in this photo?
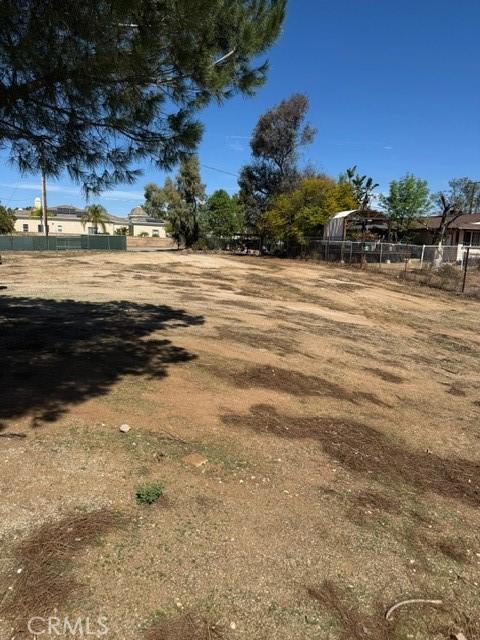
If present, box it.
[0,250,479,640]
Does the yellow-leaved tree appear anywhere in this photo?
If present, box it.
[264,176,356,245]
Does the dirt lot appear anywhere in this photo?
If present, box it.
[0,250,479,640]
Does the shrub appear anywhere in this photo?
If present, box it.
[136,483,164,505]
[436,263,461,281]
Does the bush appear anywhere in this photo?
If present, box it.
[135,483,164,505]
[436,263,461,281]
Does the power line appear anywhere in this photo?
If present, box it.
[201,164,239,178]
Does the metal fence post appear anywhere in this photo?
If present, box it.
[379,243,383,266]
[461,246,470,293]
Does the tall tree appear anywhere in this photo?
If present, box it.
[340,166,379,210]
[144,155,205,247]
[0,205,16,234]
[0,0,285,195]
[239,93,316,232]
[380,173,430,240]
[440,177,480,214]
[202,190,244,237]
[264,176,356,245]
[143,183,169,220]
[432,194,463,246]
[81,204,109,234]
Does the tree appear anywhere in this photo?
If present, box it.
[264,176,356,246]
[430,177,480,247]
[81,204,109,234]
[202,190,244,237]
[380,173,430,240]
[0,0,285,195]
[440,177,480,214]
[0,205,15,234]
[239,93,316,232]
[145,155,205,247]
[143,183,168,220]
[340,166,379,210]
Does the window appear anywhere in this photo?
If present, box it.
[152,230,159,237]
[57,225,63,233]
[23,223,29,232]
[464,231,480,246]
[88,227,96,235]
[37,224,43,233]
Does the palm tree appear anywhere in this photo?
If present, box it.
[81,204,109,234]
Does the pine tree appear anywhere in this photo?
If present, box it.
[0,1,286,195]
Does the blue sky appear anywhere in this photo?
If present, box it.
[2,0,479,217]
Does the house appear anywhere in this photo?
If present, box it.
[128,206,167,238]
[323,209,387,241]
[416,214,480,246]
[11,200,167,237]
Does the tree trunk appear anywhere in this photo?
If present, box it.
[41,166,48,238]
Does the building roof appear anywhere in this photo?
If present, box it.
[422,213,480,230]
[128,205,165,225]
[332,208,385,220]
[13,205,127,224]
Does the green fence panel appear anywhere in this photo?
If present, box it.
[0,234,126,251]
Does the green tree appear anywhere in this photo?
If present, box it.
[239,93,316,232]
[380,173,431,240]
[145,156,205,247]
[143,183,168,220]
[439,177,480,214]
[340,166,379,210]
[0,205,16,234]
[202,190,243,237]
[264,176,356,245]
[81,204,109,234]
[0,1,285,195]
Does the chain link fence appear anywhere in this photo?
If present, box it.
[0,234,126,251]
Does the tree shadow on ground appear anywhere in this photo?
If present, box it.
[0,296,204,430]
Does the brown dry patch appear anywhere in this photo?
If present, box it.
[306,581,390,640]
[222,405,480,505]
[363,368,404,384]
[217,298,263,312]
[0,510,121,632]
[226,365,390,406]
[447,383,467,397]
[214,326,299,356]
[306,581,476,640]
[145,612,225,640]
[412,532,470,564]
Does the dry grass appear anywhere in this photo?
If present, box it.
[222,404,480,505]
[145,612,225,640]
[1,251,479,640]
[0,510,121,632]
[306,581,390,640]
[216,364,390,406]
[363,368,404,384]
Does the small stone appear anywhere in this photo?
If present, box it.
[182,452,208,468]
[230,622,237,630]
[175,600,183,609]
[16,568,22,574]
[119,424,131,433]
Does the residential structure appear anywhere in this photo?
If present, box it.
[323,209,387,240]
[128,206,167,238]
[11,201,166,237]
[417,214,480,245]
